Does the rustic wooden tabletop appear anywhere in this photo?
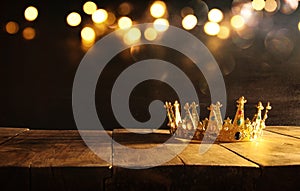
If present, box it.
[0,126,299,191]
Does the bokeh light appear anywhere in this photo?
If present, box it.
[252,0,266,11]
[181,7,194,17]
[66,12,81,27]
[280,0,298,14]
[208,8,223,23]
[23,27,36,40]
[204,22,220,36]
[144,27,158,41]
[24,6,38,21]
[264,0,278,13]
[182,14,197,30]
[92,9,108,24]
[231,15,245,29]
[118,16,132,30]
[5,21,19,34]
[118,2,132,15]
[83,1,97,15]
[106,12,116,25]
[124,27,141,45]
[81,27,96,42]
[217,26,230,39]
[150,1,167,18]
[153,18,169,32]
[298,21,300,31]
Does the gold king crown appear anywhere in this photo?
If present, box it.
[164,96,271,142]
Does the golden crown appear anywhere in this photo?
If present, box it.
[164,96,271,142]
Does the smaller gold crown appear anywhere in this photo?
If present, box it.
[164,96,271,142]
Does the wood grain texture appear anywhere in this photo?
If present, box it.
[0,127,29,145]
[265,126,300,139]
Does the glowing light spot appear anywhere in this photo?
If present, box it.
[92,9,108,24]
[118,16,132,30]
[83,1,97,15]
[24,6,38,21]
[81,27,96,42]
[231,15,245,29]
[124,27,141,45]
[5,21,19,34]
[23,27,36,40]
[204,22,220,36]
[144,27,158,41]
[264,0,278,13]
[153,18,169,32]
[298,22,300,31]
[208,8,223,23]
[181,7,194,17]
[106,12,116,25]
[118,2,132,15]
[217,26,230,39]
[280,0,298,15]
[66,12,81,27]
[182,14,197,30]
[150,1,166,18]
[252,0,265,11]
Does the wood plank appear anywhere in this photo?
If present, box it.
[0,130,113,191]
[265,126,300,139]
[0,127,29,144]
[220,130,300,190]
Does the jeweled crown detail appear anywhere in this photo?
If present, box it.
[164,96,271,142]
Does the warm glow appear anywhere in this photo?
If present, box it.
[144,27,158,41]
[92,9,108,24]
[23,27,36,40]
[24,6,38,21]
[153,18,169,32]
[150,1,167,18]
[204,22,220,36]
[298,22,300,31]
[217,26,230,39]
[182,14,197,30]
[81,27,96,42]
[124,27,141,45]
[208,8,223,23]
[83,1,97,15]
[5,21,19,34]
[252,0,266,11]
[118,2,132,15]
[66,12,81,27]
[106,12,116,25]
[264,0,278,12]
[118,16,132,30]
[231,15,245,29]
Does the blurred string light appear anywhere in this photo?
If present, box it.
[217,26,230,39]
[23,27,36,40]
[298,21,300,31]
[204,22,220,36]
[264,0,278,13]
[66,12,81,27]
[144,27,158,41]
[153,18,169,32]
[150,1,167,18]
[182,14,197,30]
[252,0,266,11]
[92,9,108,24]
[81,27,96,43]
[123,27,141,45]
[231,15,245,29]
[208,8,223,23]
[118,2,132,15]
[83,1,97,15]
[5,21,19,34]
[24,6,38,21]
[118,16,132,30]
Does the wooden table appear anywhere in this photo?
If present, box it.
[0,126,299,191]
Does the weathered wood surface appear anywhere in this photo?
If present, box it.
[0,127,29,145]
[0,129,112,191]
[0,127,299,191]
[265,126,300,139]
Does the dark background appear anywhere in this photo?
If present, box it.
[0,0,299,130]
